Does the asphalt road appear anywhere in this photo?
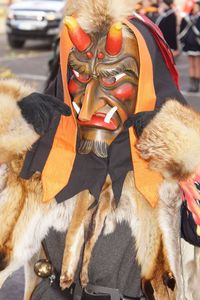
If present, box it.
[0,33,51,92]
[0,30,200,300]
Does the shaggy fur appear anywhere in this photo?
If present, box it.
[0,79,77,300]
[66,0,138,37]
[60,190,96,289]
[137,100,200,181]
[137,99,200,299]
[0,155,77,299]
[0,80,189,300]
[0,80,39,162]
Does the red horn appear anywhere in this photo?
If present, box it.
[106,22,123,56]
[64,16,91,52]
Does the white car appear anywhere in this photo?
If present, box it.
[6,0,66,48]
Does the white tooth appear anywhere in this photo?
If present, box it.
[74,70,80,78]
[72,101,81,114]
[115,73,126,81]
[104,106,118,124]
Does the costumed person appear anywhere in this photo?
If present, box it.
[0,1,200,300]
[179,1,200,93]
[142,0,160,23]
[155,0,179,57]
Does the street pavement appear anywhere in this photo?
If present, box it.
[0,17,200,300]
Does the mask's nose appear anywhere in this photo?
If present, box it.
[78,79,105,121]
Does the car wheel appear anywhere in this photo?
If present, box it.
[7,35,25,49]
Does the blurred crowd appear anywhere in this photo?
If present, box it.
[135,0,200,92]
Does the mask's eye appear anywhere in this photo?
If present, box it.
[101,73,126,87]
[72,70,90,83]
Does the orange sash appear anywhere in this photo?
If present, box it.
[124,20,163,207]
[42,26,77,202]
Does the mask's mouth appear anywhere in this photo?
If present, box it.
[76,106,119,131]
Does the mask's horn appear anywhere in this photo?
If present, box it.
[64,16,92,52]
[106,22,123,56]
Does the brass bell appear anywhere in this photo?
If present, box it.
[34,259,53,278]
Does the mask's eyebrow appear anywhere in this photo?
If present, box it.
[69,54,90,74]
[96,57,139,78]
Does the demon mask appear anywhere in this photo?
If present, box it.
[65,17,140,157]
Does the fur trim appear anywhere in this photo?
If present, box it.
[0,79,39,161]
[137,100,200,180]
[159,180,185,299]
[66,0,137,34]
[0,79,33,101]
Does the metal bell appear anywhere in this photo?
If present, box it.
[34,259,53,278]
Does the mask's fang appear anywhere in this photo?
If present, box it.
[104,106,118,123]
[72,101,81,114]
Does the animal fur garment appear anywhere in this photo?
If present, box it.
[0,79,39,161]
[137,99,200,299]
[0,79,118,298]
[0,79,75,300]
[0,79,198,300]
[137,100,200,181]
[0,79,172,300]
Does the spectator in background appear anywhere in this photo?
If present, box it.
[142,0,160,23]
[135,1,143,13]
[183,0,195,15]
[179,1,200,93]
[156,0,179,57]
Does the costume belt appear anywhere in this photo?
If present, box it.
[34,242,145,300]
[73,283,145,300]
[34,261,145,300]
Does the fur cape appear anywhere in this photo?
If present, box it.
[0,79,199,300]
[137,100,200,300]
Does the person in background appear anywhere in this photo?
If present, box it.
[142,0,160,23]
[135,1,143,13]
[179,1,200,93]
[156,0,179,57]
[182,0,195,16]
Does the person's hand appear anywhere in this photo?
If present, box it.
[180,170,200,226]
[18,93,71,135]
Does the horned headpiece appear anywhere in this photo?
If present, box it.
[64,0,137,55]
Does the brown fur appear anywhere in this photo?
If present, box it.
[0,79,120,298]
[80,176,115,287]
[137,99,200,299]
[60,190,95,289]
[137,100,200,181]
[0,81,183,300]
[0,80,39,162]
[65,0,137,38]
[0,79,40,271]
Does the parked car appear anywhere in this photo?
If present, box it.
[6,0,66,48]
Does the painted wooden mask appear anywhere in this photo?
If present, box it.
[65,17,140,157]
